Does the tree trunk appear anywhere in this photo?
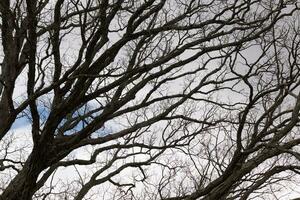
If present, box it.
[0,147,49,200]
[0,97,14,140]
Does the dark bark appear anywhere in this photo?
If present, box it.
[0,143,55,200]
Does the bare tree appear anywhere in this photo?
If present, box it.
[0,0,300,199]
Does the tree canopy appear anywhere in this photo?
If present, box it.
[0,0,300,199]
